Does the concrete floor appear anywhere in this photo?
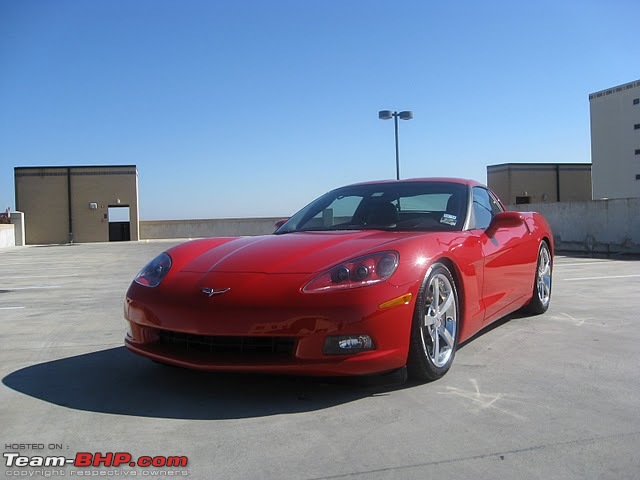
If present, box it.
[1,241,639,479]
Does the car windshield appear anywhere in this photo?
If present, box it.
[276,181,469,234]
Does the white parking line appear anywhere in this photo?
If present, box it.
[1,274,79,280]
[0,286,62,290]
[0,265,76,268]
[565,274,640,281]
[555,262,617,267]
[0,306,25,310]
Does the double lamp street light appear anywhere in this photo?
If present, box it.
[378,109,413,180]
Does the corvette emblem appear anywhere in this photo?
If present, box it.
[201,287,231,297]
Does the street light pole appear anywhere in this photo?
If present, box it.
[379,110,413,180]
[394,113,400,180]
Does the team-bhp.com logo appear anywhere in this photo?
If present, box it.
[4,451,188,468]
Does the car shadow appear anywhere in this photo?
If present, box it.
[2,347,411,420]
[458,310,529,349]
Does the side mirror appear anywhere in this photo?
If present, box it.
[274,218,288,230]
[486,211,524,236]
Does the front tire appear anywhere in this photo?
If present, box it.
[524,241,552,315]
[407,263,459,382]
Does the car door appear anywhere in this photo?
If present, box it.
[470,187,536,323]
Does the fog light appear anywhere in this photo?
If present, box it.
[323,335,375,355]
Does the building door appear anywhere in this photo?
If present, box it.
[108,206,131,241]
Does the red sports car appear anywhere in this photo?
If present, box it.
[125,178,553,381]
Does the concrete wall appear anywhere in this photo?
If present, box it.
[140,217,283,239]
[0,224,15,248]
[15,166,140,244]
[510,198,640,254]
[15,167,70,244]
[142,200,640,255]
[590,79,640,199]
[10,211,25,246]
[70,167,140,243]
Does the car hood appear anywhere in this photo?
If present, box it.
[180,231,421,274]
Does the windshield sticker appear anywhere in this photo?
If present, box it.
[440,214,457,226]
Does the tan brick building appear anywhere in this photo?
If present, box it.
[487,163,592,205]
[15,165,139,244]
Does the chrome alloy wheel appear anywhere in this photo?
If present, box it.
[536,245,552,307]
[420,273,457,368]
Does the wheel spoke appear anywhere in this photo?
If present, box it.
[440,323,454,348]
[440,291,454,314]
[543,276,551,297]
[539,252,549,276]
[432,279,440,313]
[432,323,440,361]
[544,258,551,275]
[424,311,436,327]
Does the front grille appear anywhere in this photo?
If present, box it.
[158,331,296,359]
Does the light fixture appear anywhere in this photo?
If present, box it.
[323,335,375,355]
[378,110,413,180]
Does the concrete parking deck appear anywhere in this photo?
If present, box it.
[1,241,639,479]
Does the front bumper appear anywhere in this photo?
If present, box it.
[124,271,416,376]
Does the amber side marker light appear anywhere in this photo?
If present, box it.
[379,293,413,310]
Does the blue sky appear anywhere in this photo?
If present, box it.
[1,0,637,220]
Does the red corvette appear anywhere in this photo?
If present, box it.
[125,178,553,381]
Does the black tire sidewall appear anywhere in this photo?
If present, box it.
[527,241,552,315]
[407,262,459,381]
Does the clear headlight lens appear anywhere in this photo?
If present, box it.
[303,251,399,293]
[134,253,172,287]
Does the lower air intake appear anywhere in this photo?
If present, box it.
[158,331,296,359]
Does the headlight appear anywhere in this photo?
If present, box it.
[134,253,172,287]
[302,251,399,293]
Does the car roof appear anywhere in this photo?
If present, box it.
[345,177,486,188]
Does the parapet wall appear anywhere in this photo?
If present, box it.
[140,217,282,239]
[510,198,640,254]
[0,224,15,248]
[140,199,640,255]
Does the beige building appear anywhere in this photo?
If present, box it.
[15,165,139,245]
[487,163,592,205]
[589,79,640,199]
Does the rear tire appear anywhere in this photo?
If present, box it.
[524,241,552,315]
[407,263,459,382]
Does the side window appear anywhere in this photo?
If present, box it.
[472,187,494,230]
